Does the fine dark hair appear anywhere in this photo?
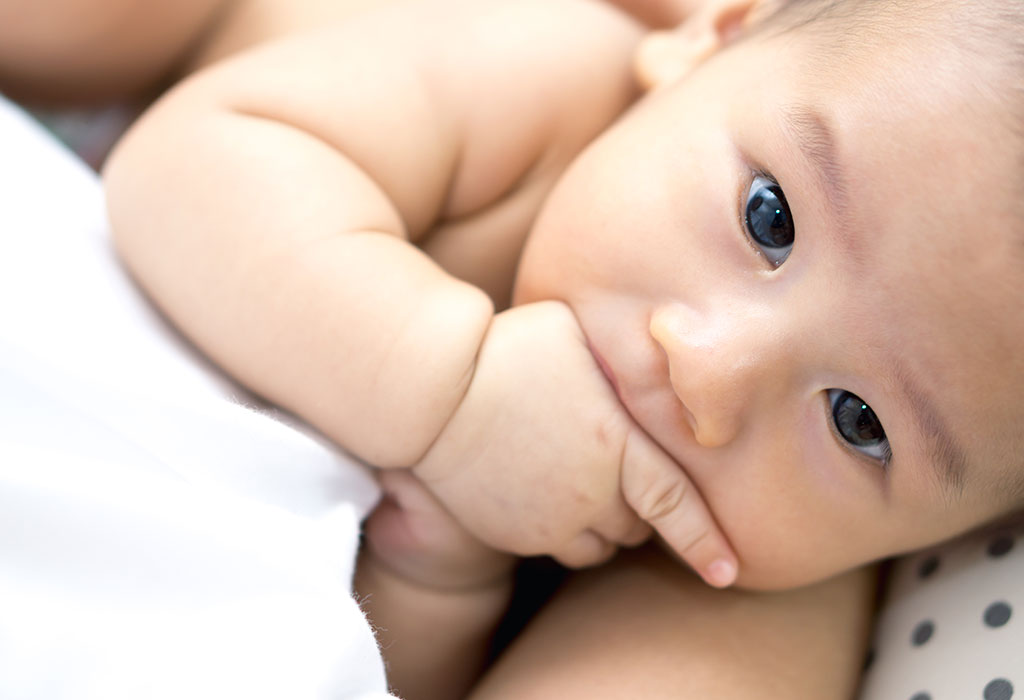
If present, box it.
[753,0,1024,162]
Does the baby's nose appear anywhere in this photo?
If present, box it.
[650,303,790,449]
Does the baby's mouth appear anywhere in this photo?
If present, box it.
[586,340,622,402]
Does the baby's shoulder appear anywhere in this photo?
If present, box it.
[399,0,645,303]
[153,0,644,304]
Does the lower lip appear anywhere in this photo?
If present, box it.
[587,341,621,399]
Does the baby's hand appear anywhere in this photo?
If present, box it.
[358,470,515,700]
[412,301,738,586]
[363,469,515,593]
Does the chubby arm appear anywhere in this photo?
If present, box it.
[107,0,739,583]
[356,471,518,700]
[106,0,642,469]
[472,549,876,699]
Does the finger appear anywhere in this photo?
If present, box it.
[592,506,652,548]
[376,469,441,521]
[620,431,738,588]
[364,469,441,556]
[619,518,654,547]
[553,530,617,569]
[591,492,653,547]
[371,469,482,558]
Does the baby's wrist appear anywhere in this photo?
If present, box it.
[358,543,515,598]
[416,302,586,479]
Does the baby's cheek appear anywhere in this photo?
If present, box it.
[714,509,861,591]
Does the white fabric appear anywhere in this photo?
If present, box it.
[0,95,392,699]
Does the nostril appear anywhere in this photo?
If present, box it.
[651,305,746,448]
[650,306,701,439]
[680,402,698,436]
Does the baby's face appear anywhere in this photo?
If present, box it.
[515,21,1024,588]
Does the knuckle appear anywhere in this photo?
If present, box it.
[621,521,652,546]
[554,547,588,569]
[557,532,615,569]
[593,408,626,453]
[631,475,689,523]
[675,527,713,558]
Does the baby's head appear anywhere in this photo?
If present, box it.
[515,0,1024,588]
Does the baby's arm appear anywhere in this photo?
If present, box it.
[106,7,631,692]
[356,470,518,700]
[106,0,638,471]
[108,0,737,575]
[471,549,876,699]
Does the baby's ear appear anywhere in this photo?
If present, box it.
[633,0,768,91]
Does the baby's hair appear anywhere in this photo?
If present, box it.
[752,0,1024,156]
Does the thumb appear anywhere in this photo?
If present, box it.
[620,430,739,588]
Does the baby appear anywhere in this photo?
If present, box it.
[103,0,743,583]
[95,0,1024,694]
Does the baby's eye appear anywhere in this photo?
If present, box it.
[744,175,794,266]
[828,389,892,465]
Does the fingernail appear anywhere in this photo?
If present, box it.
[706,559,737,588]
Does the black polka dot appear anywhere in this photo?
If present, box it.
[984,678,1014,700]
[911,620,934,646]
[918,555,940,579]
[910,693,932,700]
[984,601,1013,628]
[988,535,1015,558]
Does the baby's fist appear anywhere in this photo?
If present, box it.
[412,301,651,568]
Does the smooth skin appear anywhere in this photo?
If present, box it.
[471,547,876,699]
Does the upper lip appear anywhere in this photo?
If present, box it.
[587,331,701,485]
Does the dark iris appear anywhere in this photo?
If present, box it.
[832,391,886,447]
[745,183,794,248]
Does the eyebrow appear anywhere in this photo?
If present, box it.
[893,359,970,498]
[779,106,971,496]
[779,105,862,265]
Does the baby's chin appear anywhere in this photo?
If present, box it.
[509,256,543,308]
[652,534,873,592]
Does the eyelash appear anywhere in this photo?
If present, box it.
[740,171,795,267]
[824,389,894,471]
[738,170,891,471]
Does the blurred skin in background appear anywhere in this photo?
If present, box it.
[0,0,698,105]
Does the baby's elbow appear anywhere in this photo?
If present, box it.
[102,84,220,267]
[103,117,165,268]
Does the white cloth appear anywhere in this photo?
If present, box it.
[0,95,393,699]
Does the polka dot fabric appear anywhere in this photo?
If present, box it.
[858,525,1024,700]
